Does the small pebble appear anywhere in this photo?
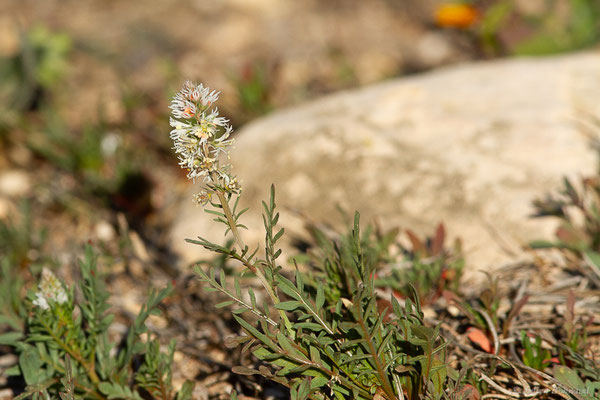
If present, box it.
[128,259,145,279]
[0,170,31,197]
[95,220,116,242]
[0,388,14,400]
[0,354,17,368]
[416,32,456,67]
[447,305,460,317]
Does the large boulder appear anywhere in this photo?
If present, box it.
[171,52,600,281]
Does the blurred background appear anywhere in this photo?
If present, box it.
[2,0,600,266]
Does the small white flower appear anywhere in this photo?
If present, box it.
[33,267,68,310]
[169,81,241,203]
[101,132,122,157]
[193,190,212,206]
[33,292,50,310]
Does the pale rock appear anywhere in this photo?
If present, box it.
[0,354,17,368]
[172,52,600,283]
[415,31,458,67]
[0,388,13,400]
[95,220,116,242]
[0,170,31,197]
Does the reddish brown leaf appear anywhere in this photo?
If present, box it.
[566,290,575,328]
[503,295,529,336]
[467,327,492,353]
[405,229,425,254]
[431,223,446,256]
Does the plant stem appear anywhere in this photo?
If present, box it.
[216,191,245,251]
[356,306,398,400]
[39,318,100,384]
[214,189,295,338]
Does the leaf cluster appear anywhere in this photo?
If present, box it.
[0,202,54,332]
[531,173,600,289]
[0,245,192,400]
[300,219,463,307]
[476,0,600,56]
[193,187,454,400]
[520,332,552,371]
[532,176,600,252]
[0,24,71,125]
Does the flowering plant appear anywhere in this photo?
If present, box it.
[1,246,192,400]
[173,82,450,400]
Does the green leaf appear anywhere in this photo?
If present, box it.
[98,382,144,400]
[4,364,20,376]
[176,381,196,400]
[275,301,301,311]
[19,346,44,385]
[275,275,302,301]
[215,301,235,309]
[430,356,447,394]
[0,331,23,345]
[253,347,300,375]
[315,284,325,311]
[233,314,278,351]
[231,366,260,375]
[294,322,326,332]
[276,332,306,360]
[584,250,600,276]
[529,240,560,249]
[310,376,329,390]
[273,228,285,243]
[553,365,585,390]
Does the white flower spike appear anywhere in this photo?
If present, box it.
[169,81,240,205]
[33,267,68,310]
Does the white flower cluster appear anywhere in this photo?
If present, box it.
[169,81,240,205]
[32,267,68,310]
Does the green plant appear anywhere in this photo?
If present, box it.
[28,110,106,176]
[443,273,501,334]
[194,196,449,400]
[553,362,600,400]
[560,291,591,357]
[380,225,463,305]
[25,108,148,213]
[512,0,600,55]
[464,0,600,56]
[169,81,452,399]
[532,176,600,253]
[299,220,463,308]
[0,25,71,132]
[229,61,273,121]
[531,173,600,288]
[0,202,54,331]
[520,332,552,371]
[0,246,192,400]
[0,201,50,270]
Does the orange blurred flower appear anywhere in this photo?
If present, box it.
[435,3,478,29]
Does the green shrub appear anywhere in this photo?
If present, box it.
[0,246,192,400]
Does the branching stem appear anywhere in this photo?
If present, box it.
[214,188,295,338]
[356,306,398,400]
[39,318,101,385]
